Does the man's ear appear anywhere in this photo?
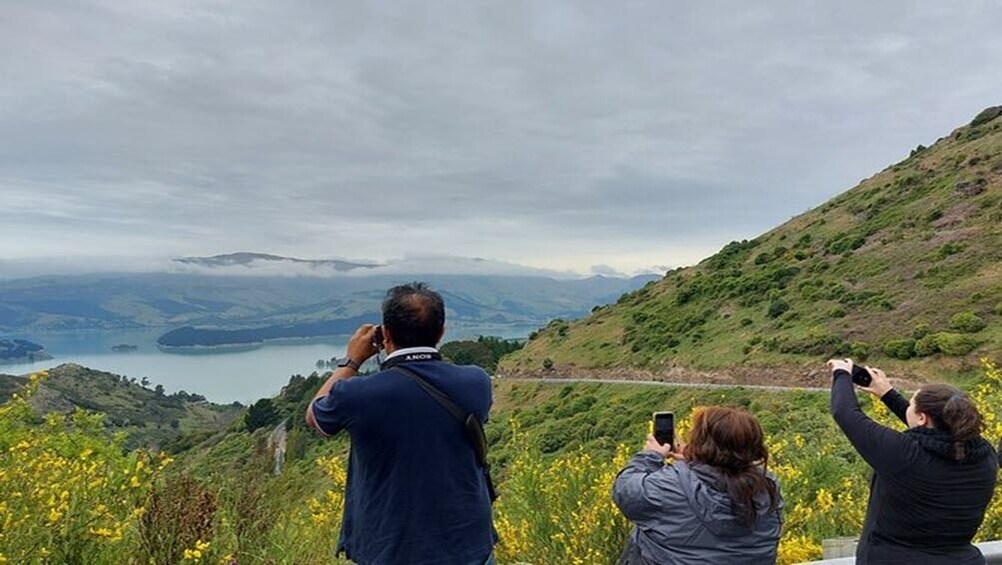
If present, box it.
[381,324,394,349]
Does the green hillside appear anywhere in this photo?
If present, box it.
[502,107,1002,383]
[0,364,243,450]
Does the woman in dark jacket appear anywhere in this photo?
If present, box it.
[828,358,999,564]
[612,406,783,564]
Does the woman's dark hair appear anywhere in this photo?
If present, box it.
[913,384,984,461]
[683,406,778,527]
[381,282,445,348]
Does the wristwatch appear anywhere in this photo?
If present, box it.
[337,357,361,371]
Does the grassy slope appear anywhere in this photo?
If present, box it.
[0,363,243,450]
[502,108,1002,383]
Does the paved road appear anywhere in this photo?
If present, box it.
[498,376,830,393]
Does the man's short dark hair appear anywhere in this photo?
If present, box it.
[382,282,445,348]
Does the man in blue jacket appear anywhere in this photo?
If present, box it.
[306,282,495,565]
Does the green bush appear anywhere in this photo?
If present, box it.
[936,243,965,259]
[245,398,280,433]
[542,358,554,370]
[882,339,916,360]
[914,335,940,357]
[828,307,847,319]
[995,303,1002,316]
[767,299,791,319]
[849,342,870,361]
[740,318,754,327]
[912,323,931,339]
[826,234,866,255]
[934,333,979,356]
[949,311,987,333]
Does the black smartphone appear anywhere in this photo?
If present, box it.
[851,365,872,387]
[373,326,384,350]
[653,412,674,447]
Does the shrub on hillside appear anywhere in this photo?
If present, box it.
[768,299,791,319]
[849,342,870,361]
[914,334,941,357]
[936,242,965,259]
[882,339,916,360]
[934,332,980,356]
[245,398,280,433]
[825,233,866,255]
[912,323,931,340]
[138,475,218,564]
[949,311,987,333]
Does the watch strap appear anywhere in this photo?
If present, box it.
[337,357,361,370]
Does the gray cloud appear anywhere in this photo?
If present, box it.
[2,1,1001,274]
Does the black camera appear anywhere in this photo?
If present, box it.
[851,365,872,387]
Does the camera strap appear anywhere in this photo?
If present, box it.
[393,365,498,503]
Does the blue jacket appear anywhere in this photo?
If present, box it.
[311,360,495,565]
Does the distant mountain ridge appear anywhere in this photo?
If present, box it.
[0,270,659,336]
[502,106,1002,381]
[175,252,380,272]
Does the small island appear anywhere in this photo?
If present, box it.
[0,338,53,365]
[111,344,139,352]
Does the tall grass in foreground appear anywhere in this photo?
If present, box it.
[2,360,1000,564]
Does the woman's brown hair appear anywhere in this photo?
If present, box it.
[683,406,778,527]
[913,384,984,461]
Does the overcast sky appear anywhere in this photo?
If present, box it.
[2,2,1001,277]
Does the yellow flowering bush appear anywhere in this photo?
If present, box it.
[0,372,164,563]
[973,358,1002,541]
[493,420,632,564]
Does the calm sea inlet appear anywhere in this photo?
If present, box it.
[3,325,534,404]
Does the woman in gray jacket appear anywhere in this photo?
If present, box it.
[613,406,783,564]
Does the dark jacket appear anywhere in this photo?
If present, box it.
[612,452,783,564]
[830,370,999,564]
[311,359,495,565]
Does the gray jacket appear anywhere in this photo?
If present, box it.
[612,452,783,565]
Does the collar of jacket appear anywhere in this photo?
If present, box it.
[905,426,995,464]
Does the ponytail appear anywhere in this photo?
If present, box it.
[914,385,984,461]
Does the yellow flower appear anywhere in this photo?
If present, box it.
[815,487,835,514]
